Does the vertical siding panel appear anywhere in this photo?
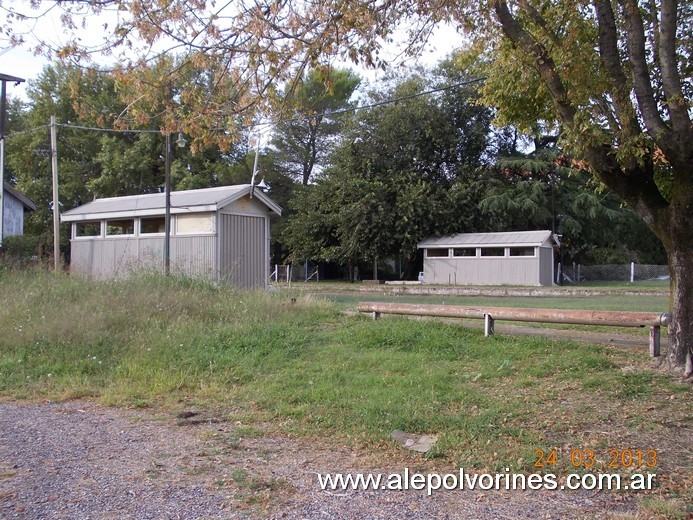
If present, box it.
[218,214,265,288]
[2,193,25,236]
[170,236,216,278]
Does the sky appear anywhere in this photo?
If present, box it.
[0,6,465,102]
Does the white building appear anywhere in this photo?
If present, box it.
[61,185,282,288]
[418,230,557,286]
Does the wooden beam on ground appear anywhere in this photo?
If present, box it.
[357,302,670,328]
[356,302,671,357]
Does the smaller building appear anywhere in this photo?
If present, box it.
[418,230,556,286]
[61,185,281,288]
[2,182,37,238]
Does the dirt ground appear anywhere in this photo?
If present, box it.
[0,400,660,520]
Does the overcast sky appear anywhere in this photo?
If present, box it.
[1,9,464,102]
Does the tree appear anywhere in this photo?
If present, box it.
[271,68,361,185]
[283,70,494,277]
[454,1,691,374]
[5,63,117,253]
[479,149,666,265]
[5,62,254,251]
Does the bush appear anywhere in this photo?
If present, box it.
[1,235,40,264]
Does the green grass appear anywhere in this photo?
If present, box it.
[0,269,690,507]
[283,278,670,292]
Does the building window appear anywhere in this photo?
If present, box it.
[480,247,505,257]
[106,219,135,236]
[176,213,215,234]
[453,248,477,257]
[509,246,535,257]
[75,221,101,237]
[140,217,165,234]
[426,248,450,258]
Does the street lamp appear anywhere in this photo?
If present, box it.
[249,135,261,199]
[164,132,187,275]
[0,73,25,248]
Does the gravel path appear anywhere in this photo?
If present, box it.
[0,401,641,519]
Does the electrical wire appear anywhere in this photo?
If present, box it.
[3,76,485,139]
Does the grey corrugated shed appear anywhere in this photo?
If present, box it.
[418,230,554,248]
[62,185,281,221]
[63,184,281,288]
[3,183,36,211]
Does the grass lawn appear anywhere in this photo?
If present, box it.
[0,270,690,515]
[282,278,670,292]
[316,292,670,313]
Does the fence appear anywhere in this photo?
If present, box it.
[269,263,319,283]
[558,262,669,284]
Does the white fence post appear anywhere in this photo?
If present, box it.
[630,262,635,283]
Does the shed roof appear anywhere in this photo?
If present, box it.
[4,183,37,211]
[61,185,282,222]
[0,73,25,83]
[418,230,555,248]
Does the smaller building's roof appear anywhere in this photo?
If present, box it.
[3,183,37,211]
[418,230,555,248]
[0,73,25,83]
[61,184,282,222]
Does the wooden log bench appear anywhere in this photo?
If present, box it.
[356,302,671,357]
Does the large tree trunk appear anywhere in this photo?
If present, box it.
[664,211,693,376]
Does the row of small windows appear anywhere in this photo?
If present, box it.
[426,246,536,258]
[74,214,214,238]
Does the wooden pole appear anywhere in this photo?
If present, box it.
[0,137,4,247]
[649,326,660,357]
[484,313,495,336]
[0,81,5,248]
[164,132,171,276]
[50,115,60,273]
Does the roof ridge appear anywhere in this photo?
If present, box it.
[84,184,250,203]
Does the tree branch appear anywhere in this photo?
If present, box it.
[593,0,641,139]
[491,1,576,125]
[659,0,691,137]
[492,0,670,233]
[617,0,672,141]
[517,0,561,47]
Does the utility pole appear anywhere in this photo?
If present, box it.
[50,115,60,273]
[0,73,25,248]
[164,131,187,276]
[164,132,171,275]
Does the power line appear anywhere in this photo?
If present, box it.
[3,76,485,139]
[3,124,50,138]
[56,123,161,134]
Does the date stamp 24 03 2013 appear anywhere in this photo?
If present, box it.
[534,448,657,469]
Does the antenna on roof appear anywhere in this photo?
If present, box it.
[249,135,260,199]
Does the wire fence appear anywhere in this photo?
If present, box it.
[559,263,669,284]
[269,263,319,283]
[268,261,668,285]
